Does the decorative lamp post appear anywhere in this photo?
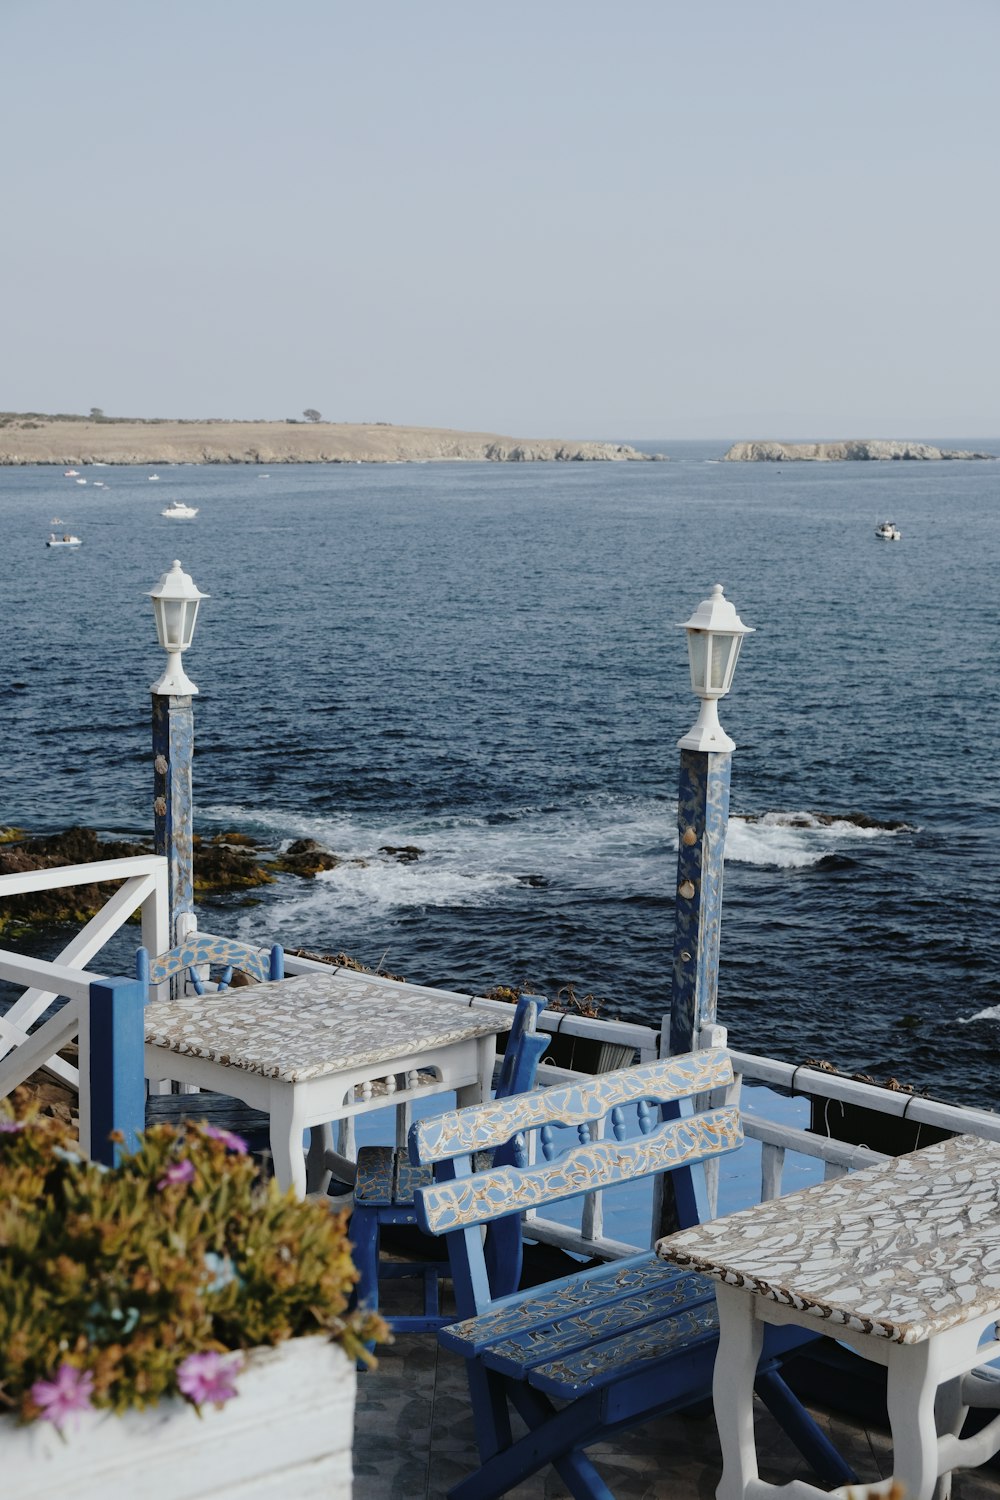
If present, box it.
[677,583,754,753]
[148,561,208,942]
[667,584,753,1057]
[148,559,208,697]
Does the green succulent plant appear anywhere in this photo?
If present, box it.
[0,1095,386,1429]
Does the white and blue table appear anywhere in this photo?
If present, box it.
[658,1135,1000,1500]
[144,967,509,1196]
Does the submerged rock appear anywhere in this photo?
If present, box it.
[193,835,274,891]
[379,844,424,864]
[270,838,341,878]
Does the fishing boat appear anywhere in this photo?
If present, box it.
[161,500,198,519]
[46,533,82,547]
[875,520,902,541]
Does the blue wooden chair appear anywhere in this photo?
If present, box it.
[349,994,548,1334]
[409,1047,856,1500]
[140,933,284,1150]
[137,933,284,996]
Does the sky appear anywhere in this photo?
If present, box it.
[2,0,998,440]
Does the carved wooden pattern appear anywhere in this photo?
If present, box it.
[412,1048,733,1162]
[418,1107,741,1233]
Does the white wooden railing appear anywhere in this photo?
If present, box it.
[0,856,169,1094]
[4,875,995,1255]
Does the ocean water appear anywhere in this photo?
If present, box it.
[2,442,999,1107]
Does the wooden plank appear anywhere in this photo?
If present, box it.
[483,1272,716,1378]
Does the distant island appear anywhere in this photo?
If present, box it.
[723,439,995,462]
[0,412,660,465]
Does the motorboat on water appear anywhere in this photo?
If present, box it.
[63,469,79,477]
[47,533,82,547]
[161,500,198,519]
[148,473,161,481]
[875,520,902,541]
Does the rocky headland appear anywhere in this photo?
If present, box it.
[723,438,995,462]
[0,414,660,465]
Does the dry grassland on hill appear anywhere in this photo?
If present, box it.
[0,418,652,465]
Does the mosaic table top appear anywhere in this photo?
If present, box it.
[657,1134,1000,1344]
[145,968,508,1083]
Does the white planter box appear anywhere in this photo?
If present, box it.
[5,1336,356,1500]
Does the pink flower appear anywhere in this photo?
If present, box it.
[31,1363,95,1430]
[0,1119,25,1134]
[157,1158,196,1190]
[177,1350,243,1407]
[201,1124,248,1154]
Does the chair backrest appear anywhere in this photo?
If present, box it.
[137,935,284,996]
[494,993,548,1102]
[410,1047,740,1317]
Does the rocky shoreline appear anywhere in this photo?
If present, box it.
[0,416,660,466]
[0,826,360,937]
[723,438,995,461]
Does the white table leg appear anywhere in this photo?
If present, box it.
[456,1034,498,1108]
[268,1088,308,1197]
[714,1282,764,1500]
[887,1342,943,1500]
[933,1374,966,1500]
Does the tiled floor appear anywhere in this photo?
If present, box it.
[353,1335,1000,1500]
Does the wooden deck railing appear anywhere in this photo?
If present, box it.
[3,882,994,1232]
[0,856,168,1096]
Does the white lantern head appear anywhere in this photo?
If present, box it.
[147,560,208,696]
[677,584,754,752]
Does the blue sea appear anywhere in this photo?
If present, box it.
[2,442,999,1107]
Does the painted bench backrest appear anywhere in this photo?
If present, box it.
[412,1047,739,1238]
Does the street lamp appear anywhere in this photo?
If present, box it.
[677,584,754,753]
[148,559,208,941]
[148,560,208,696]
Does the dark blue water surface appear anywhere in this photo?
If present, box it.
[2,443,999,1104]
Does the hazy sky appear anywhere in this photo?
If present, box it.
[3,0,997,439]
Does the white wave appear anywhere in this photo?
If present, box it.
[726,810,909,869]
[958,1006,1000,1026]
[202,798,910,897]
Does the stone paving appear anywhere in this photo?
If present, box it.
[353,1334,1000,1500]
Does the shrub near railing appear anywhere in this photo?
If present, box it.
[0,1097,386,1430]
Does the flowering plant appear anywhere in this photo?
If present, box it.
[0,1097,385,1431]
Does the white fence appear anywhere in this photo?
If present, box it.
[2,863,997,1252]
[0,856,169,1105]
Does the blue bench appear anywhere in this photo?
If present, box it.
[410,1048,856,1500]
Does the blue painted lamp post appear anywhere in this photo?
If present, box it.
[667,584,754,1057]
[148,560,208,943]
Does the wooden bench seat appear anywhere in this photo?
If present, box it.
[444,1252,719,1397]
[410,1048,856,1500]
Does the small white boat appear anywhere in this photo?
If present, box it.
[63,469,79,477]
[47,533,82,547]
[875,520,902,541]
[161,500,198,519]
[76,477,87,484]
[51,516,65,524]
[148,473,161,481]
